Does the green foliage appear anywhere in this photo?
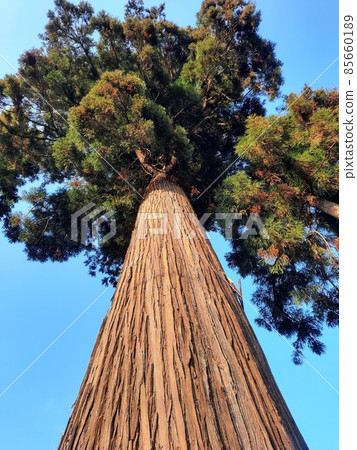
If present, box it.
[215,87,339,362]
[63,70,194,175]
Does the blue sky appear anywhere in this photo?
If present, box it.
[0,1,338,449]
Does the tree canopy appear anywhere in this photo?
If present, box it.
[0,0,338,360]
[0,0,282,280]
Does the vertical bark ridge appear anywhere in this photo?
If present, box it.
[59,175,308,449]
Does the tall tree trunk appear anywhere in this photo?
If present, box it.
[59,175,307,449]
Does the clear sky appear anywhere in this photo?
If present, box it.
[0,1,338,449]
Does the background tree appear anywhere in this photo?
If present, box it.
[215,87,339,363]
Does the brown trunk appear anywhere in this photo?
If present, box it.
[59,175,307,449]
[315,198,339,219]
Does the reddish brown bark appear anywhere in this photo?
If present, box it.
[59,175,307,449]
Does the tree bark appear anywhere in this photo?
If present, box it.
[59,175,308,449]
[315,198,339,219]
